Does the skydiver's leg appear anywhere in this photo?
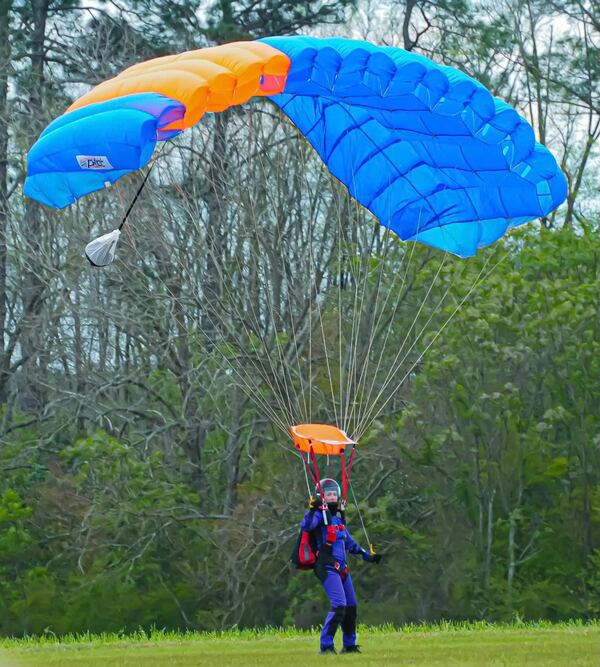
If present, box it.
[320,568,346,650]
[341,572,358,649]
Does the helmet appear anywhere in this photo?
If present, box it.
[316,478,341,502]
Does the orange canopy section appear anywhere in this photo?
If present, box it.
[67,41,290,130]
[290,424,356,456]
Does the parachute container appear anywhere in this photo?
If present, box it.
[291,424,357,505]
[290,423,355,455]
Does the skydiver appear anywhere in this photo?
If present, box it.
[300,478,382,655]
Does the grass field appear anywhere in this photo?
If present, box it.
[0,621,598,667]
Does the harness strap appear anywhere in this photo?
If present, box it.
[333,561,349,581]
[302,451,319,488]
[347,445,356,483]
[308,445,330,526]
[340,451,348,503]
[309,445,324,499]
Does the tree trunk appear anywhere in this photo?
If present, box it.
[20,0,50,410]
[484,488,495,590]
[223,385,245,514]
[507,511,516,590]
[0,0,11,403]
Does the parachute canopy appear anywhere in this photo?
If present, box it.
[24,36,567,257]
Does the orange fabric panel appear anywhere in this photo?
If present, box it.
[290,424,356,455]
[67,41,290,128]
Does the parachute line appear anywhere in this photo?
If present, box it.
[355,250,507,440]
[349,480,371,549]
[129,152,296,433]
[96,106,512,465]
[348,217,420,436]
[201,132,300,426]
[307,163,339,428]
[355,252,449,438]
[344,212,404,436]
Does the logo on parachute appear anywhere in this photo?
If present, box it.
[76,155,113,170]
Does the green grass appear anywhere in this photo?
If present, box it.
[0,621,598,667]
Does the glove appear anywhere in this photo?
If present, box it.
[325,525,337,546]
[361,549,382,564]
[309,496,318,511]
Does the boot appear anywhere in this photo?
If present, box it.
[340,644,362,653]
[319,645,337,655]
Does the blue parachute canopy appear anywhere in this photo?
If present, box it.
[260,37,567,257]
[24,36,567,257]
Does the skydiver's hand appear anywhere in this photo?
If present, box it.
[309,496,318,511]
[361,549,382,564]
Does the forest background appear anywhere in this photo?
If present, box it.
[0,0,598,636]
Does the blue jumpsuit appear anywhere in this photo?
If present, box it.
[301,510,372,650]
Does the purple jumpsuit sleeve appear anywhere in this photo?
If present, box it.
[301,510,324,532]
[344,527,372,561]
